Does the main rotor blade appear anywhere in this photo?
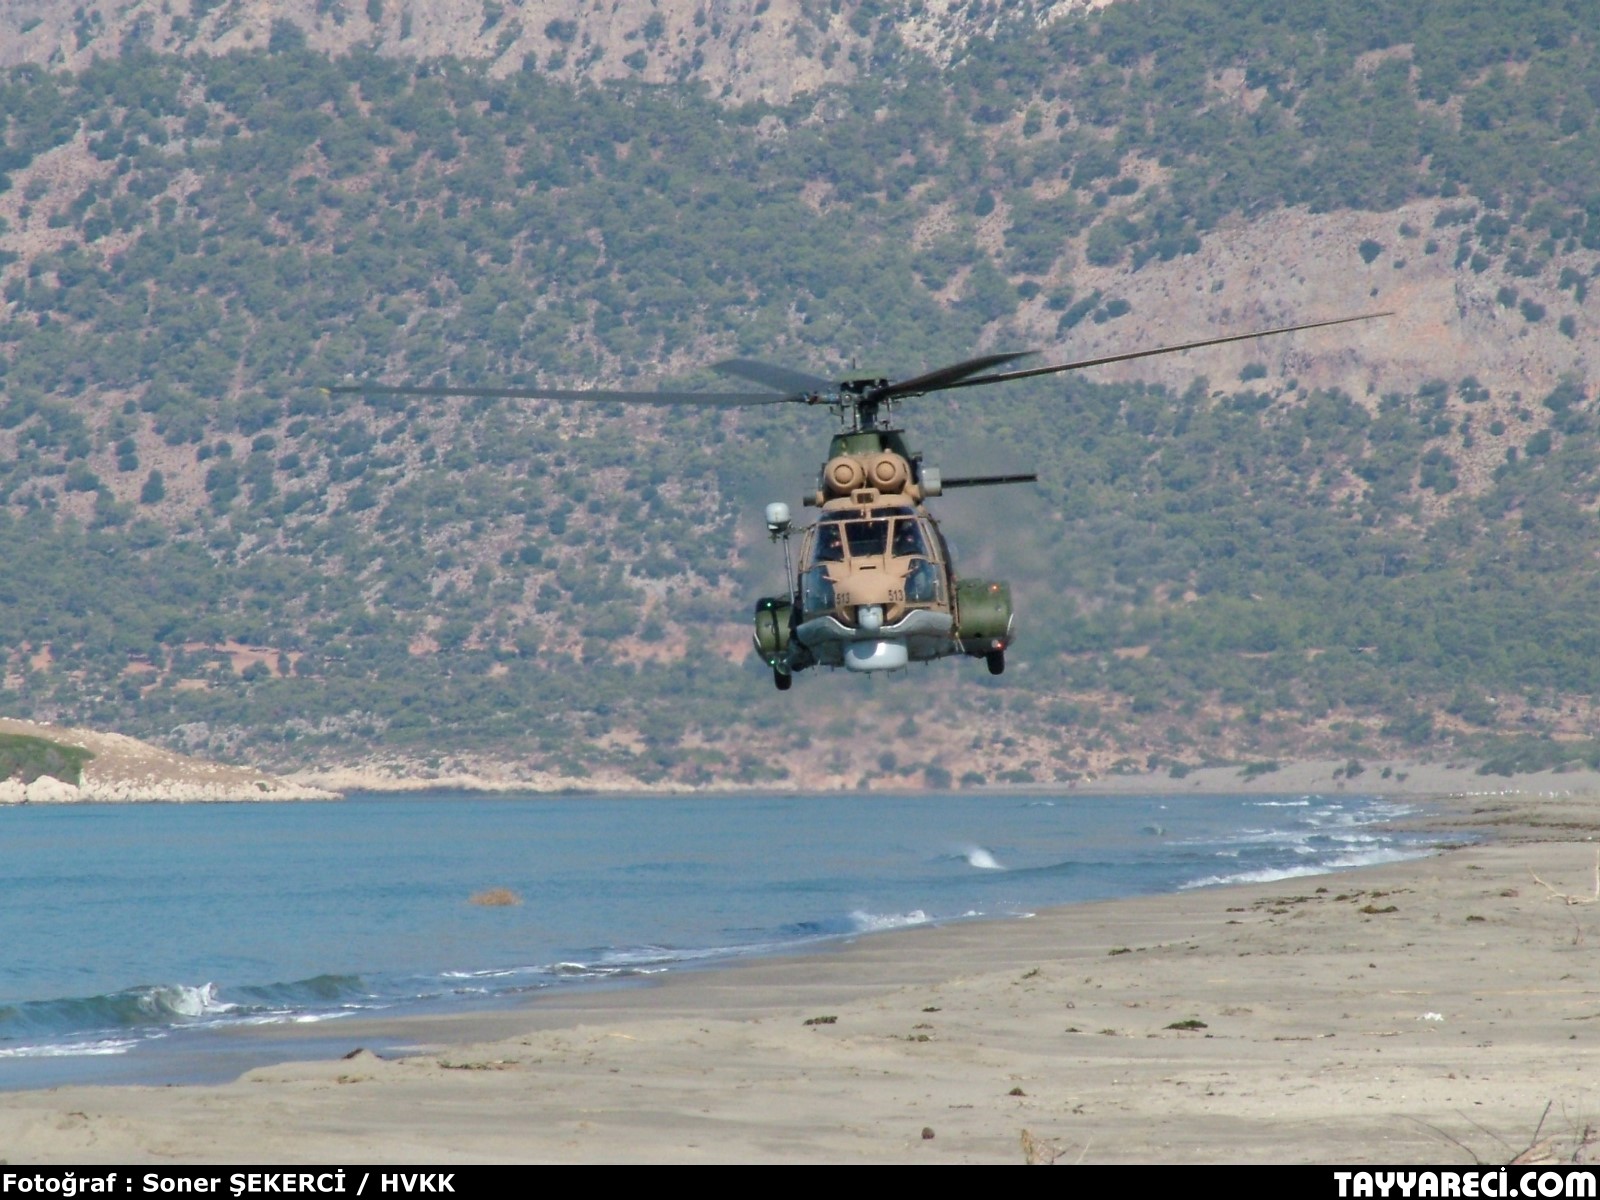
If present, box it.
[930,312,1393,395]
[873,350,1038,402]
[323,382,798,406]
[712,359,834,396]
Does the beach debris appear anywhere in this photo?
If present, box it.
[1359,903,1399,914]
[803,1014,837,1025]
[1166,1019,1208,1031]
[1020,1129,1063,1165]
[1009,1086,1026,1096]
[1418,1012,1445,1022]
[921,1005,941,1012]
[1532,850,1600,906]
[469,887,522,907]
[1530,852,1600,944]
[1108,946,1132,955]
[921,1127,935,1140]
[1413,1101,1597,1165]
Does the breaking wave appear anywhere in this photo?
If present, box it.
[0,975,371,1059]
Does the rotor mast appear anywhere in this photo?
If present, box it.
[835,377,893,432]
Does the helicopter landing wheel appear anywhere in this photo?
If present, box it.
[985,650,1005,676]
[773,668,793,691]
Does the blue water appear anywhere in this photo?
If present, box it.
[0,789,1444,1087]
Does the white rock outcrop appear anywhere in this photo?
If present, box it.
[0,717,340,803]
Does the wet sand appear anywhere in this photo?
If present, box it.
[3,785,1599,1163]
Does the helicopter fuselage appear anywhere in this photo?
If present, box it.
[753,431,1014,686]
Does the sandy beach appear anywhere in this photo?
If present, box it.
[4,783,1600,1164]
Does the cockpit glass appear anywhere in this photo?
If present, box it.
[844,519,889,558]
[891,518,927,558]
[810,523,845,563]
[812,511,928,564]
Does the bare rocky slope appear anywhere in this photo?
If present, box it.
[0,0,1104,104]
[0,716,335,800]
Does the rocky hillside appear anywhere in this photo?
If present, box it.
[0,716,334,800]
[0,0,1099,104]
[1,0,1598,789]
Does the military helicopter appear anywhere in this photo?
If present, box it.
[330,311,1386,690]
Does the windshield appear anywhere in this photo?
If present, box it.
[844,519,889,558]
[811,523,845,563]
[811,512,931,565]
[891,518,927,558]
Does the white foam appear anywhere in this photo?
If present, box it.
[0,1037,140,1058]
[221,1009,361,1028]
[143,982,236,1020]
[1180,845,1430,890]
[442,967,529,980]
[849,909,931,933]
[961,845,1005,870]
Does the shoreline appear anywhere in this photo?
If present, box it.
[10,705,1600,807]
[3,786,1599,1162]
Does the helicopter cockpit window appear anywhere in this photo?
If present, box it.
[844,519,890,558]
[905,558,941,604]
[891,518,928,558]
[800,565,835,615]
[811,522,845,563]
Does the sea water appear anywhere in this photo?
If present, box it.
[0,789,1445,1088]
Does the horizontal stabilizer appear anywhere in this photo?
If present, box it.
[941,473,1039,489]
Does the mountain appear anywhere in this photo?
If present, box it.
[0,0,1094,103]
[1,0,1598,788]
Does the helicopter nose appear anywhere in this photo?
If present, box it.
[857,604,883,635]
